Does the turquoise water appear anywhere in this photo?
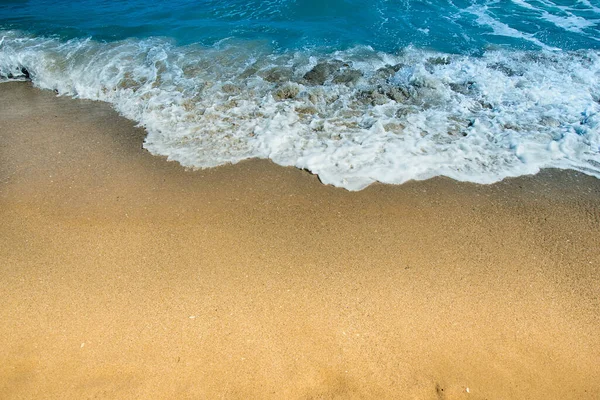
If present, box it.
[1,0,599,51]
[1,0,599,189]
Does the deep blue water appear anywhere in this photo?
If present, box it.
[1,0,599,53]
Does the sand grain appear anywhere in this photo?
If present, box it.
[1,82,599,399]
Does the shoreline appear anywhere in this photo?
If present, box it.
[1,82,599,399]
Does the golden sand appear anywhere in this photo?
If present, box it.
[1,82,599,399]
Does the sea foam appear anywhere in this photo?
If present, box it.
[1,31,599,190]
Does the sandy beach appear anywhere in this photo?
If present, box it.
[1,81,599,399]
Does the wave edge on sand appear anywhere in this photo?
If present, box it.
[1,31,599,190]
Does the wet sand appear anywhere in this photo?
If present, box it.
[1,81,599,399]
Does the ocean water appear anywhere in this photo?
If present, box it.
[1,0,599,190]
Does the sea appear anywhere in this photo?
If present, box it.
[1,0,599,190]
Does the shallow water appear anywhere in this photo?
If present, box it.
[1,0,599,189]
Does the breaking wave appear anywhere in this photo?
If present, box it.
[1,31,599,190]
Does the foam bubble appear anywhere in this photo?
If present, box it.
[463,5,562,51]
[511,0,599,36]
[1,30,599,190]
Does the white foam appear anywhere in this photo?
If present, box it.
[577,0,600,14]
[1,30,599,190]
[511,0,538,11]
[540,12,599,35]
[463,5,561,51]
[512,0,599,35]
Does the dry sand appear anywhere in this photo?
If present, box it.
[1,81,599,399]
